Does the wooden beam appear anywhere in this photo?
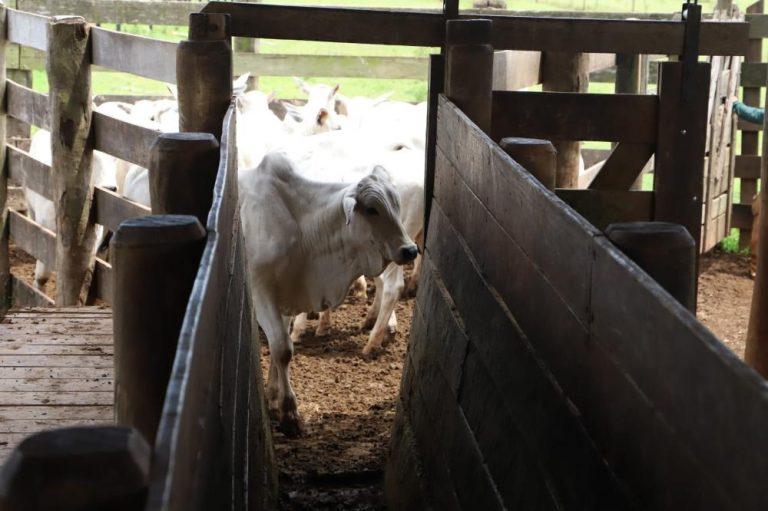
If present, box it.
[17,0,202,25]
[476,14,749,56]
[740,62,767,87]
[6,8,49,52]
[732,202,753,229]
[202,2,445,46]
[91,258,112,305]
[6,80,48,130]
[7,146,51,200]
[491,91,659,143]
[556,189,654,230]
[235,53,428,80]
[92,111,160,169]
[8,210,56,268]
[10,274,54,308]
[746,12,768,37]
[92,186,151,234]
[735,154,762,179]
[91,27,177,83]
[588,143,655,191]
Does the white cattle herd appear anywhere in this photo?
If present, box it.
[23,74,426,436]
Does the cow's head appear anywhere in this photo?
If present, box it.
[343,166,418,268]
[294,78,342,134]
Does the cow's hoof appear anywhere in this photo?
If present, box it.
[278,412,306,438]
[361,345,382,361]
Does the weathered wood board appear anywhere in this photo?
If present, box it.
[0,307,114,463]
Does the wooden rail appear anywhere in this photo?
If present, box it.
[91,26,177,83]
[6,80,48,130]
[92,111,160,168]
[7,146,50,200]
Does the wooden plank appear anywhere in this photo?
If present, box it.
[10,274,54,308]
[0,405,112,420]
[555,190,654,230]
[8,210,55,268]
[732,202,753,229]
[17,0,201,25]
[0,379,112,392]
[588,143,655,191]
[0,418,111,432]
[93,186,150,234]
[746,12,768,37]
[6,80,49,130]
[735,155,761,179]
[235,52,427,80]
[582,148,611,168]
[0,344,113,355]
[92,258,112,305]
[492,50,541,91]
[591,235,768,510]
[91,27,177,83]
[491,91,658,143]
[738,118,762,132]
[92,110,160,168]
[202,2,445,46]
[740,62,766,87]
[6,8,48,51]
[0,356,112,368]
[0,392,112,405]
[7,145,51,200]
[478,14,749,56]
[0,368,111,379]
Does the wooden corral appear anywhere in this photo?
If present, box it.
[0,2,762,511]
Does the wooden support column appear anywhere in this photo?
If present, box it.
[48,16,95,307]
[149,133,221,227]
[653,61,710,259]
[746,84,768,378]
[606,222,697,313]
[542,51,589,188]
[444,19,493,135]
[177,13,233,140]
[0,3,8,317]
[0,427,150,511]
[113,215,206,445]
[500,137,557,190]
[234,0,259,90]
[424,54,444,241]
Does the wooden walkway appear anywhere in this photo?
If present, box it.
[0,307,114,461]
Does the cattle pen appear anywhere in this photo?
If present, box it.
[0,1,766,510]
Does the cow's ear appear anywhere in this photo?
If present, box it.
[371,165,390,181]
[343,196,357,225]
[329,84,340,100]
[294,77,310,94]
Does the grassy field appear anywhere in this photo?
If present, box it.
[29,0,755,251]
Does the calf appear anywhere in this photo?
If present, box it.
[240,153,417,436]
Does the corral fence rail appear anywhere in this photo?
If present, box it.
[1,5,161,313]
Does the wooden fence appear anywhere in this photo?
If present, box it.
[388,18,768,509]
[0,2,755,510]
[1,7,157,312]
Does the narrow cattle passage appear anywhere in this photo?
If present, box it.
[261,277,415,510]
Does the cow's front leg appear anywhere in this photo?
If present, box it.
[363,264,403,357]
[256,299,305,437]
[404,230,423,296]
[362,277,383,330]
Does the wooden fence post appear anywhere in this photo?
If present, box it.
[149,133,221,226]
[745,83,768,378]
[47,16,95,306]
[0,2,9,317]
[444,19,493,134]
[542,51,589,188]
[423,54,444,241]
[177,13,233,140]
[500,138,557,191]
[113,215,206,445]
[606,222,697,312]
[0,427,150,511]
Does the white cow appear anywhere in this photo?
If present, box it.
[286,78,343,135]
[240,153,417,436]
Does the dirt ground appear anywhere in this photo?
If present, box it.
[697,249,755,359]
[261,277,414,511]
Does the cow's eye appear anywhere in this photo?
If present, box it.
[364,207,379,216]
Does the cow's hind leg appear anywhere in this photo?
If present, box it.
[256,299,304,437]
[352,275,368,299]
[363,264,404,357]
[315,309,332,337]
[290,313,309,344]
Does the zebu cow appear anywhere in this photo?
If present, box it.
[240,152,417,436]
